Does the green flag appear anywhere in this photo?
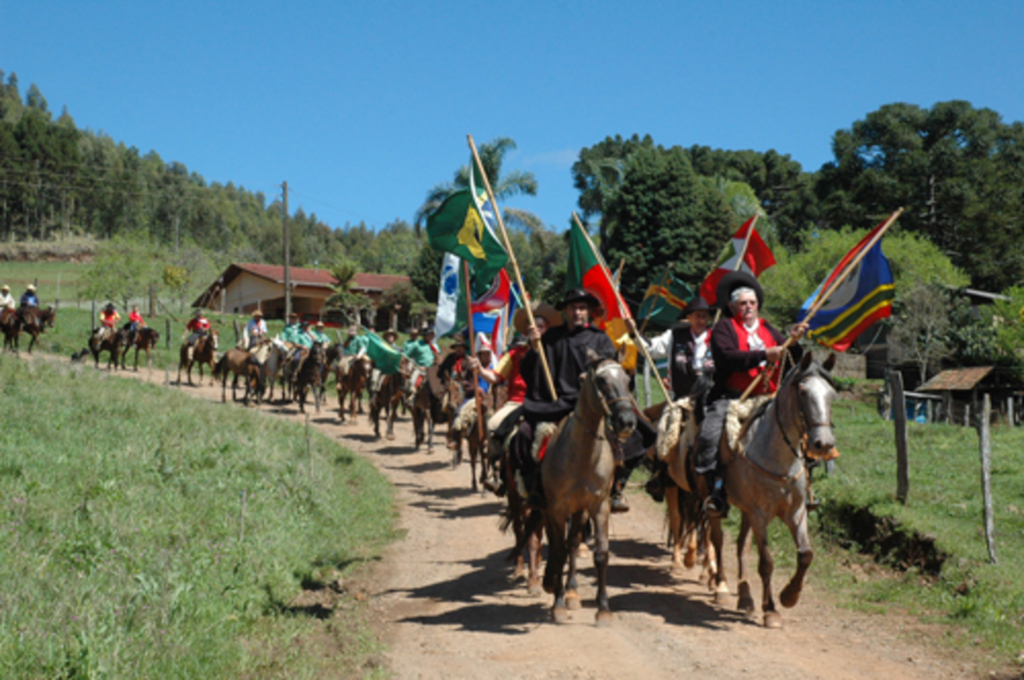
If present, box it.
[637,268,695,327]
[364,330,403,375]
[426,168,509,296]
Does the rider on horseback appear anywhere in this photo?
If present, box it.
[309,320,332,346]
[184,308,211,362]
[244,309,267,348]
[697,271,808,517]
[99,303,121,341]
[18,284,38,324]
[0,285,14,311]
[123,305,145,346]
[342,325,368,356]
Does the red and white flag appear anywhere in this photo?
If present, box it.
[699,216,776,306]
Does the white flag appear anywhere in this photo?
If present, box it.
[434,252,462,337]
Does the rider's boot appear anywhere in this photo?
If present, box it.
[187,344,194,362]
[644,460,669,503]
[703,469,729,518]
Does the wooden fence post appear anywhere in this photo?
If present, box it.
[892,371,909,504]
[166,318,171,350]
[979,393,997,563]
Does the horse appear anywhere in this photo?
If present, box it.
[177,330,219,386]
[707,352,837,629]
[369,358,410,440]
[525,353,637,625]
[294,341,325,413]
[213,347,265,406]
[122,326,160,371]
[335,354,372,423]
[19,306,55,353]
[449,385,491,492]
[0,308,20,352]
[494,412,545,595]
[408,364,451,450]
[261,338,290,403]
[89,326,127,370]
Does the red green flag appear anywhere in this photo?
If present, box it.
[567,220,631,339]
[699,216,776,306]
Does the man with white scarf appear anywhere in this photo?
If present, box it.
[696,271,808,516]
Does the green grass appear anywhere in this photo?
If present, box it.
[0,261,90,306]
[0,355,397,678]
[810,392,1024,668]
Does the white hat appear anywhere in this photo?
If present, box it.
[475,332,493,355]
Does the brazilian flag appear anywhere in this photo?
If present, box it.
[637,268,695,327]
[364,330,403,375]
[426,167,509,296]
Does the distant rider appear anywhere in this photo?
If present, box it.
[244,309,268,349]
[184,309,211,361]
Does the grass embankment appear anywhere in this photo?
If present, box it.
[808,392,1024,668]
[0,356,397,678]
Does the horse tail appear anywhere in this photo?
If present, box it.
[213,354,228,379]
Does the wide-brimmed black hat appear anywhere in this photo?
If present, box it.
[556,288,601,310]
[716,271,763,317]
[684,295,711,316]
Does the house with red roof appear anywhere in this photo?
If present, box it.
[192,263,411,327]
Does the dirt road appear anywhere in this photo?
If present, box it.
[91,362,970,679]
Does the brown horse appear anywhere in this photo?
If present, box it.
[369,358,409,440]
[122,326,160,371]
[0,308,20,352]
[177,330,219,386]
[529,354,636,625]
[335,354,372,423]
[408,364,452,450]
[707,353,837,628]
[18,306,55,353]
[213,347,265,405]
[89,327,126,370]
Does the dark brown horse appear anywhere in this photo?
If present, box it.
[89,327,126,370]
[122,326,160,371]
[0,308,20,352]
[18,306,55,353]
[369,358,409,440]
[408,364,451,449]
[177,330,219,386]
[335,354,372,423]
[293,341,325,413]
[213,347,265,406]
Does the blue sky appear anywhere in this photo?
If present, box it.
[2,1,1022,233]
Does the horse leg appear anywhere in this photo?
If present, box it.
[751,518,781,628]
[780,512,814,609]
[385,398,396,440]
[222,374,228,403]
[592,504,613,625]
[527,522,544,596]
[469,433,479,493]
[666,486,684,572]
[710,515,731,604]
[564,511,584,611]
[544,516,570,623]
[736,513,756,613]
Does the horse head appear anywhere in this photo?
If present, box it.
[781,352,837,460]
[41,306,55,328]
[210,329,220,351]
[582,351,636,441]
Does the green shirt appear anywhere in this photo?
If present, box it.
[342,334,368,355]
[402,338,435,368]
[281,323,313,348]
[310,328,332,345]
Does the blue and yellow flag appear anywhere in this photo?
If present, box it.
[426,167,509,296]
[798,221,895,352]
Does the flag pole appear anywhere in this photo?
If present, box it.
[737,207,904,402]
[463,260,487,445]
[638,266,672,336]
[572,212,672,405]
[467,135,558,400]
[711,214,760,326]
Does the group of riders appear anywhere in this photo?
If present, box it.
[0,282,40,325]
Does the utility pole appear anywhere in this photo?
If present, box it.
[283,181,291,320]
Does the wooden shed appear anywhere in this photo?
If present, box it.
[917,366,1023,426]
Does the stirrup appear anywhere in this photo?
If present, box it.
[610,493,630,513]
[703,493,729,518]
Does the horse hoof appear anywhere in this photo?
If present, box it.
[551,606,570,624]
[386,434,395,441]
[565,590,582,610]
[595,610,614,627]
[763,611,783,629]
[575,544,591,561]
[714,585,731,606]
[737,582,755,613]
[527,577,543,596]
[780,583,802,609]
[683,549,698,569]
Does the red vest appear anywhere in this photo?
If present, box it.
[724,317,780,396]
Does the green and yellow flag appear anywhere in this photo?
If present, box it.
[638,268,695,327]
[426,167,508,296]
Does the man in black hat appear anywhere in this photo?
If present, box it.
[644,295,715,401]
[510,288,619,508]
[696,271,808,516]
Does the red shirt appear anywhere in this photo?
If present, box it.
[129,310,144,324]
[501,344,529,404]
[100,310,120,328]
[186,317,210,332]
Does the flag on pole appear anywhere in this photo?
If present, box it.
[797,221,895,352]
[638,268,696,327]
[426,167,508,296]
[699,216,776,306]
[434,252,512,344]
[363,329,403,375]
[566,218,633,345]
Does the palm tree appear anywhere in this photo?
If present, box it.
[414,137,542,236]
[325,260,369,324]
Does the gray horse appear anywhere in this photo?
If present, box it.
[709,352,837,628]
[540,354,637,625]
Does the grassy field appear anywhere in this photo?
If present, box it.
[0,261,90,307]
[805,390,1024,668]
[0,355,397,678]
